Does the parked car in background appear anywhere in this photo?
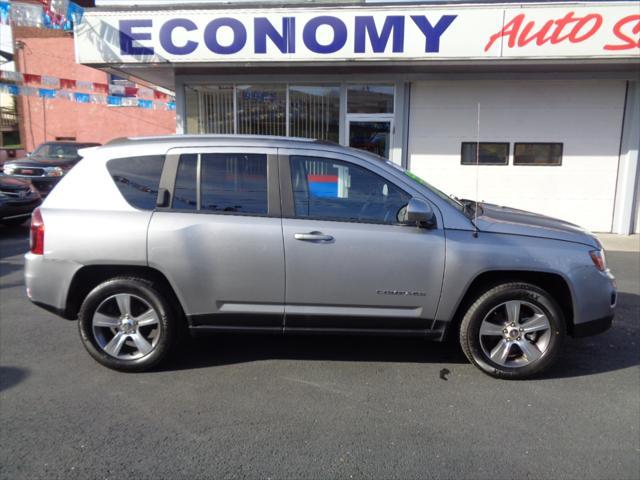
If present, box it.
[0,175,41,226]
[3,141,100,195]
[24,135,616,379]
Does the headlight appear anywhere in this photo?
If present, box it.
[3,164,16,175]
[45,166,64,177]
[589,249,607,272]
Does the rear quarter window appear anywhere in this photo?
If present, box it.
[106,156,165,210]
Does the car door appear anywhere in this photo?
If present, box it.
[280,149,446,333]
[147,146,285,331]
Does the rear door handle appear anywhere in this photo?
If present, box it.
[294,232,334,242]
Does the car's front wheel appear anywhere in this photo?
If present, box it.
[459,282,565,379]
[78,277,178,372]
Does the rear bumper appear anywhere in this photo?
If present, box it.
[24,252,81,319]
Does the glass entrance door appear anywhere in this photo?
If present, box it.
[348,119,393,159]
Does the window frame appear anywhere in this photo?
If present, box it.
[157,147,280,218]
[280,150,413,226]
[460,142,510,166]
[513,142,564,166]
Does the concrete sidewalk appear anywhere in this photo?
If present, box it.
[595,234,640,252]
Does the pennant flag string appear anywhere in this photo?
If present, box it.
[0,1,84,32]
[0,83,177,111]
[0,70,174,102]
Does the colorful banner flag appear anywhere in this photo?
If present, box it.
[73,92,90,103]
[107,95,123,106]
[10,2,45,28]
[41,75,60,88]
[23,73,42,84]
[2,76,176,111]
[76,80,93,91]
[59,78,76,89]
[57,89,74,101]
[38,88,57,98]
[65,1,83,30]
[137,99,153,109]
[93,83,109,94]
[0,2,10,25]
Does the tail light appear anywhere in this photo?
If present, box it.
[30,208,44,255]
[589,249,606,272]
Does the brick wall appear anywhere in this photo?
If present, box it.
[14,31,176,151]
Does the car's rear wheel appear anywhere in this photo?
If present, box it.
[78,277,177,371]
[459,282,565,379]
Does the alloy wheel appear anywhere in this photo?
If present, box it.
[92,293,161,360]
[478,300,552,368]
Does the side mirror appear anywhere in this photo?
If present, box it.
[405,198,436,228]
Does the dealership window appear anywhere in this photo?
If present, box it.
[514,143,563,166]
[200,86,234,134]
[184,83,396,159]
[347,85,394,113]
[461,142,509,165]
[236,85,286,136]
[290,155,410,224]
[289,85,340,143]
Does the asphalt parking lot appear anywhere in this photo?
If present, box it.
[1,223,638,479]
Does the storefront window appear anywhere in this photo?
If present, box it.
[347,85,394,114]
[289,85,340,143]
[236,85,286,136]
[185,86,234,134]
[201,86,235,134]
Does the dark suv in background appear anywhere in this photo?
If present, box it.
[3,141,100,195]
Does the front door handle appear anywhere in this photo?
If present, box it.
[294,232,334,242]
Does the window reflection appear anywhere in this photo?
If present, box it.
[347,85,394,114]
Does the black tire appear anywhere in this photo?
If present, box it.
[459,282,565,379]
[78,277,178,372]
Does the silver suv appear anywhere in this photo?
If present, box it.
[25,136,617,378]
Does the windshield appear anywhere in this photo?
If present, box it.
[383,161,467,212]
[32,143,80,159]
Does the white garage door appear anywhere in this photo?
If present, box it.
[408,80,627,232]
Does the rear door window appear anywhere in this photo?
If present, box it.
[107,155,165,210]
[201,153,268,215]
[167,152,269,216]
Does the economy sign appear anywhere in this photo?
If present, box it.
[75,4,640,64]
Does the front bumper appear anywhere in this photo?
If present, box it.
[570,267,616,338]
[5,175,62,195]
[572,314,614,337]
[0,197,41,221]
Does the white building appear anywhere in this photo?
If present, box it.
[78,0,639,233]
